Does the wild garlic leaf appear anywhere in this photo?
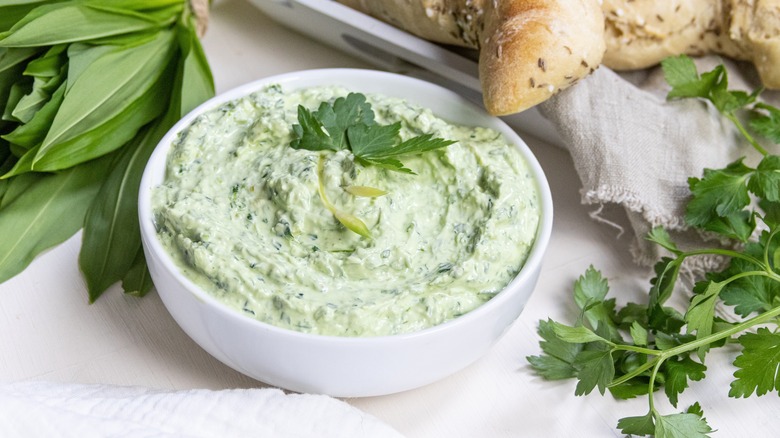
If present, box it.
[122,247,153,297]
[664,356,707,407]
[36,29,174,163]
[177,16,215,115]
[0,2,48,32]
[0,3,166,47]
[0,155,112,284]
[31,66,170,171]
[11,69,64,123]
[2,77,30,121]
[0,169,37,209]
[1,80,64,149]
[79,121,161,302]
[729,328,780,397]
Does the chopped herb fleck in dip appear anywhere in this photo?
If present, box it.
[152,84,540,337]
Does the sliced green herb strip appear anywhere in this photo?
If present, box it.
[345,185,387,197]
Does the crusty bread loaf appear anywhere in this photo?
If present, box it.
[602,0,780,89]
[337,0,606,116]
[337,0,482,48]
[479,0,605,115]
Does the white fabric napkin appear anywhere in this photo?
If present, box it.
[537,56,779,269]
[0,381,403,438]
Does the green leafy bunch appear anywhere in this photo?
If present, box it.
[0,0,215,301]
[528,55,780,437]
[290,92,455,237]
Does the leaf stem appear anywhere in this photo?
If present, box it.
[725,112,768,156]
[609,304,780,388]
[681,247,764,268]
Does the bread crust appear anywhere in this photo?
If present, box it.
[337,0,606,115]
[602,0,780,88]
[479,0,605,115]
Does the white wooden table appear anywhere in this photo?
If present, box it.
[1,1,776,436]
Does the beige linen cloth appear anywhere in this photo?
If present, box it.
[537,56,778,269]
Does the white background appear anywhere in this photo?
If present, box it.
[1,1,776,436]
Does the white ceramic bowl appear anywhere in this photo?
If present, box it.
[138,69,553,397]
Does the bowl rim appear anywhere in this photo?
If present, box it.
[138,67,553,345]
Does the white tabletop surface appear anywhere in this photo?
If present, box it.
[1,1,777,436]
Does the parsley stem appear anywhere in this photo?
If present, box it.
[725,112,768,156]
[765,228,780,271]
[609,304,780,388]
[682,247,765,270]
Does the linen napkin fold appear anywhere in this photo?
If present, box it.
[537,56,778,269]
[0,381,403,438]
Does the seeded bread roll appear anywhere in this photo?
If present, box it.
[479,0,605,115]
[337,0,606,115]
[602,0,780,88]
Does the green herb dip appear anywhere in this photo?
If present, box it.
[152,84,540,337]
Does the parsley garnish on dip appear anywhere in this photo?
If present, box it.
[152,84,541,337]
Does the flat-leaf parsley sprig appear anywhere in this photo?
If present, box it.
[290,92,456,237]
[528,55,780,437]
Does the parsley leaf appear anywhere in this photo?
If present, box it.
[685,280,724,360]
[662,55,720,100]
[573,266,620,340]
[290,92,456,174]
[573,347,615,396]
[654,412,713,438]
[289,92,457,236]
[748,155,780,202]
[750,102,780,143]
[528,56,780,437]
[664,356,707,407]
[729,328,780,397]
[685,159,752,227]
[291,105,339,152]
[617,412,656,436]
[526,319,582,380]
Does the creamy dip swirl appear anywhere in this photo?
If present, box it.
[152,84,540,337]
